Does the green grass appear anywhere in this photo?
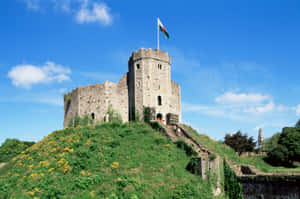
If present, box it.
[0,122,213,199]
[184,125,300,173]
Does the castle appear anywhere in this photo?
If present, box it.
[64,48,181,127]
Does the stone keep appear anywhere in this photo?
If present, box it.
[64,48,181,127]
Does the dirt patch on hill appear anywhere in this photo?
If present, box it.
[0,163,6,169]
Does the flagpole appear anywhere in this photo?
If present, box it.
[157,18,159,50]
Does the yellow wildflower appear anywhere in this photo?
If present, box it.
[58,152,66,157]
[34,188,40,192]
[30,173,38,178]
[28,165,34,169]
[80,170,86,176]
[48,168,55,172]
[90,190,95,198]
[110,162,119,169]
[57,158,66,166]
[27,191,35,196]
[64,147,74,153]
[39,160,50,167]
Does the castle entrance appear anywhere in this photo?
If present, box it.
[156,113,163,122]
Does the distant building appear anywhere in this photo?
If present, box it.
[63,48,181,127]
[258,128,264,149]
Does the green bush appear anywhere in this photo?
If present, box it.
[186,157,202,175]
[266,127,300,167]
[149,121,163,132]
[143,107,151,124]
[0,139,35,162]
[107,105,122,123]
[209,153,217,161]
[175,140,197,156]
[224,161,243,199]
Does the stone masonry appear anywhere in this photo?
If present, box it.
[64,48,181,127]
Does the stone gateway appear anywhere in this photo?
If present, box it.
[64,48,181,127]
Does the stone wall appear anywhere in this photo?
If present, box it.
[171,80,181,122]
[63,74,129,127]
[64,88,79,127]
[239,175,300,199]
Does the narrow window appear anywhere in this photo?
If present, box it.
[158,64,162,69]
[158,96,162,106]
[136,64,140,69]
[91,113,95,120]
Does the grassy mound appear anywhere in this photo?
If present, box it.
[184,125,300,173]
[0,123,213,199]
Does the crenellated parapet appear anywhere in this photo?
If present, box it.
[129,48,170,64]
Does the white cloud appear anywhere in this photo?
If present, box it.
[76,2,112,25]
[21,0,113,26]
[183,91,294,123]
[245,101,275,114]
[8,62,71,89]
[216,92,270,104]
[23,0,40,10]
[296,104,300,116]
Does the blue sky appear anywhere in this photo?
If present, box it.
[1,0,300,145]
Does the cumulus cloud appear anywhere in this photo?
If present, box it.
[183,91,293,124]
[297,105,300,116]
[245,101,275,114]
[8,62,71,89]
[215,92,270,105]
[76,2,112,25]
[21,0,113,26]
[23,0,40,10]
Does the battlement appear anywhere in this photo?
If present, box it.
[129,48,170,64]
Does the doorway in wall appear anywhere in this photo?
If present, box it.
[157,113,163,122]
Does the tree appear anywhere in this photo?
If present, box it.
[0,139,35,162]
[266,127,300,167]
[264,132,281,152]
[296,119,300,127]
[224,131,256,155]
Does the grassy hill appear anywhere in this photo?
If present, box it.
[0,123,214,199]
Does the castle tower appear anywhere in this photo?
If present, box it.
[63,48,181,128]
[258,128,264,149]
[128,48,181,123]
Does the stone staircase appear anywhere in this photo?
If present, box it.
[161,123,211,157]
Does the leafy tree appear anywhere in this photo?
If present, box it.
[296,119,300,127]
[0,139,35,162]
[266,127,300,166]
[264,132,281,152]
[224,131,256,155]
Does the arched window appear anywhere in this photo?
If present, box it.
[158,96,162,106]
[91,113,95,120]
[158,64,162,70]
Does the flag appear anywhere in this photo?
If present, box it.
[157,18,169,39]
